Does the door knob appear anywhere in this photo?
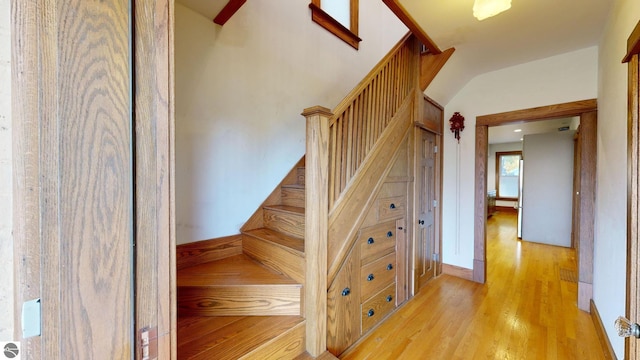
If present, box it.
[615,316,640,338]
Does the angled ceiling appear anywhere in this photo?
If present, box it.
[399,0,612,105]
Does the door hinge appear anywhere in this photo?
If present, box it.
[434,145,438,153]
[139,326,158,360]
[21,298,41,338]
[432,253,439,261]
[433,200,438,208]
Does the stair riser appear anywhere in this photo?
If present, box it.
[179,286,302,316]
[264,210,304,238]
[243,235,305,284]
[296,168,305,186]
[281,187,305,208]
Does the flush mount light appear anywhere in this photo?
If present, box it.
[473,0,512,21]
[514,129,522,133]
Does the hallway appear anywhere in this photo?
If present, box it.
[341,210,607,359]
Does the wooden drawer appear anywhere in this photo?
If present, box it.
[359,221,396,265]
[377,196,406,221]
[360,252,396,301]
[361,283,396,333]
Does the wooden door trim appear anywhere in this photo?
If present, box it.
[624,19,640,360]
[474,100,597,294]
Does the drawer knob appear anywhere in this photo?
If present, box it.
[367,237,375,244]
[386,263,393,271]
[387,231,393,237]
[341,287,351,296]
[367,309,375,317]
[386,295,393,302]
[389,203,396,209]
[367,274,375,281]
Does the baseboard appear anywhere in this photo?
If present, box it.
[590,299,617,359]
[442,263,474,281]
[176,234,243,270]
[495,206,517,213]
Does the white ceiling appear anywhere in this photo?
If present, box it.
[399,0,613,105]
[488,116,578,144]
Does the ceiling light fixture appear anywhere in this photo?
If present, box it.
[514,129,522,133]
[473,0,512,21]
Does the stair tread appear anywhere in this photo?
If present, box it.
[177,254,300,287]
[178,315,304,360]
[282,183,304,189]
[264,204,305,215]
[243,228,305,253]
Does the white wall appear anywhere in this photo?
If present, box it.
[441,46,598,269]
[488,142,522,208]
[521,132,575,247]
[0,0,12,340]
[175,1,407,244]
[595,0,640,357]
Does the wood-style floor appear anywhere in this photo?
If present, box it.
[341,210,607,359]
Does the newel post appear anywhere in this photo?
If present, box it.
[302,106,332,356]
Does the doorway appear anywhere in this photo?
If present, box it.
[473,99,597,311]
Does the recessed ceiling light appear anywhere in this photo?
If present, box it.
[514,129,522,133]
[520,138,523,141]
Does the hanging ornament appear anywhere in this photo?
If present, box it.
[449,112,465,143]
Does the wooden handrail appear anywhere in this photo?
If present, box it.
[382,0,441,55]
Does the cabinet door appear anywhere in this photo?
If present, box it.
[327,246,361,355]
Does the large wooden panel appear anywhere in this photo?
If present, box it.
[327,246,361,355]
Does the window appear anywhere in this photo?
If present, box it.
[495,151,521,200]
[309,0,361,49]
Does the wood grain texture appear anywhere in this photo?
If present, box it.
[341,212,607,360]
[420,95,444,134]
[381,0,441,54]
[420,47,455,91]
[243,229,305,283]
[442,263,474,281]
[12,1,43,356]
[360,252,396,302]
[213,0,246,25]
[474,125,488,284]
[177,315,305,360]
[263,205,305,238]
[134,0,176,357]
[176,234,242,270]
[309,2,361,49]
[327,246,361,355]
[476,99,598,126]
[282,184,306,208]
[302,106,331,356]
[623,20,640,63]
[295,351,340,360]
[360,283,396,333]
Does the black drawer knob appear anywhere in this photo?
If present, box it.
[367,309,375,317]
[387,231,393,237]
[341,287,351,296]
[367,274,375,281]
[367,237,375,244]
[386,264,393,271]
[386,295,393,302]
[389,203,396,209]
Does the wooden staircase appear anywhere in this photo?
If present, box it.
[177,163,318,359]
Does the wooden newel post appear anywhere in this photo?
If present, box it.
[301,106,332,356]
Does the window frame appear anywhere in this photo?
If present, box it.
[495,151,522,201]
[309,0,361,49]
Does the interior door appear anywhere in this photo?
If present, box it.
[13,1,175,358]
[416,128,438,290]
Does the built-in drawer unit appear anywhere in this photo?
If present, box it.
[359,221,396,264]
[377,196,406,222]
[361,282,397,333]
[360,252,396,302]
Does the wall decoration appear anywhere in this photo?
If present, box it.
[449,112,465,143]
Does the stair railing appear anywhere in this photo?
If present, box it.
[302,33,420,357]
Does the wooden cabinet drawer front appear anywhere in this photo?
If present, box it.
[377,196,406,221]
[361,283,396,333]
[359,222,396,264]
[360,252,396,301]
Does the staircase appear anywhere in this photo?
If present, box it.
[178,163,330,359]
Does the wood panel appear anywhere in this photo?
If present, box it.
[327,245,361,355]
[420,96,444,134]
[309,2,361,49]
[14,0,134,357]
[476,99,597,127]
[176,235,242,270]
[474,125,488,284]
[442,263,474,281]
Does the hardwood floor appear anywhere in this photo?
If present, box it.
[341,210,606,359]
